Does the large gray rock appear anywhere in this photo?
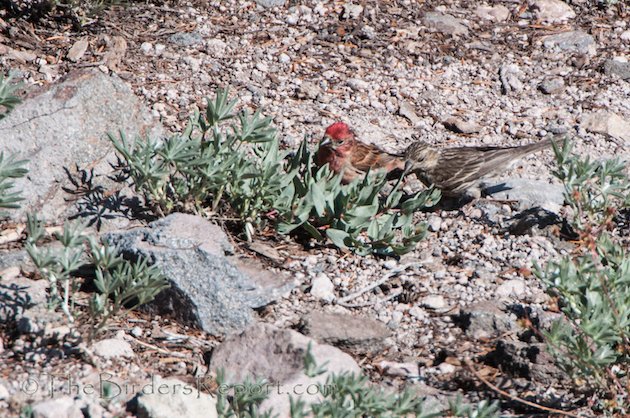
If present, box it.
[0,276,46,322]
[0,69,160,223]
[543,31,596,55]
[299,311,391,353]
[422,12,468,36]
[168,31,204,47]
[0,275,60,336]
[0,249,31,271]
[132,377,217,418]
[210,323,361,417]
[603,59,630,80]
[581,111,630,145]
[482,178,565,214]
[104,213,293,336]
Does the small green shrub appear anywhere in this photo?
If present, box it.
[0,72,22,120]
[535,139,629,414]
[25,214,169,338]
[111,89,439,255]
[552,138,630,237]
[110,89,290,240]
[0,72,28,214]
[0,152,28,212]
[87,237,169,339]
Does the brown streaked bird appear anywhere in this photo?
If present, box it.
[315,122,406,184]
[404,138,553,198]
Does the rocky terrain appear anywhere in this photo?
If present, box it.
[0,0,629,417]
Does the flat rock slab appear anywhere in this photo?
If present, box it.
[0,276,48,323]
[0,275,65,336]
[0,69,161,223]
[482,178,565,214]
[603,59,630,80]
[210,323,360,417]
[422,12,468,36]
[92,338,135,359]
[581,111,630,145]
[104,213,294,336]
[542,31,596,55]
[299,311,391,353]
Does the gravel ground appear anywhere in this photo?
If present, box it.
[1,0,630,415]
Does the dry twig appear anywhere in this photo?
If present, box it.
[336,264,411,307]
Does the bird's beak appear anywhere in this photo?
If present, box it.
[403,159,413,176]
[320,136,331,147]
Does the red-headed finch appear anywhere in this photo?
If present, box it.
[404,138,552,198]
[315,122,405,184]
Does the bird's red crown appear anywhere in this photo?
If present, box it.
[325,122,353,139]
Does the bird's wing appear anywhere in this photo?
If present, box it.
[432,141,551,194]
[428,148,491,193]
[352,142,406,172]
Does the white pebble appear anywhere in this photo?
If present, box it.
[421,295,447,310]
[140,42,154,55]
[438,363,456,374]
[391,311,404,323]
[496,279,526,298]
[310,273,335,302]
[155,43,166,56]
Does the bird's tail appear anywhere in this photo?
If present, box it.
[515,138,554,156]
[474,138,554,179]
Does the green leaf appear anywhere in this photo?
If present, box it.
[0,72,22,121]
[277,221,302,234]
[302,222,324,241]
[326,228,351,249]
[346,202,378,219]
[311,181,326,217]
